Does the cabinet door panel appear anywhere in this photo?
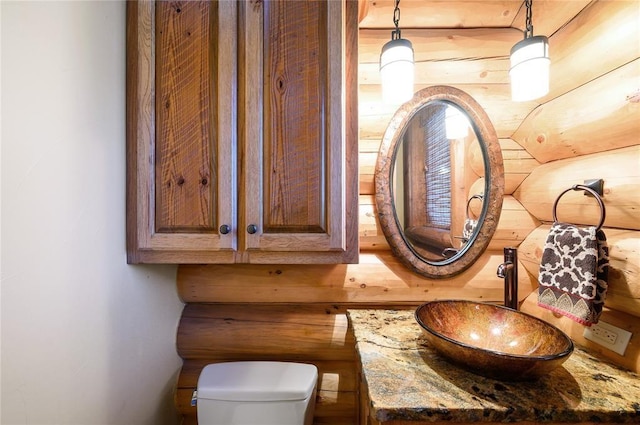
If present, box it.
[155,1,215,233]
[241,0,353,260]
[263,0,327,234]
[127,0,237,263]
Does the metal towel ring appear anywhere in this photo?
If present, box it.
[552,184,606,231]
[466,194,483,219]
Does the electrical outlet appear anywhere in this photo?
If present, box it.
[583,321,632,356]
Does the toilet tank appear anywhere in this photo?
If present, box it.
[197,361,318,425]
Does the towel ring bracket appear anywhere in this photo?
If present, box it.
[552,184,606,231]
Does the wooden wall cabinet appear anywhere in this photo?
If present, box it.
[126,0,358,264]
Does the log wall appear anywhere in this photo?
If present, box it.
[175,1,640,423]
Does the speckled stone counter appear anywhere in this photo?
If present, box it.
[348,309,640,424]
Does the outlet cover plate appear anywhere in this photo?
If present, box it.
[583,321,632,356]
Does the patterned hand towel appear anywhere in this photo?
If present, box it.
[538,222,609,326]
[462,218,477,242]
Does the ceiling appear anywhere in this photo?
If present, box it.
[358,0,591,34]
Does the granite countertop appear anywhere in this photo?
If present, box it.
[348,309,640,423]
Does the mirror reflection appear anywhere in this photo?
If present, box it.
[393,101,484,262]
[375,86,504,278]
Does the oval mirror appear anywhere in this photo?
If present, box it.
[375,86,504,278]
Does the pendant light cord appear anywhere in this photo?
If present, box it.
[391,0,402,40]
[524,0,534,39]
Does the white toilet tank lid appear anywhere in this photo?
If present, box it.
[197,361,318,402]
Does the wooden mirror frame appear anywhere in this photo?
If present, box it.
[375,86,504,278]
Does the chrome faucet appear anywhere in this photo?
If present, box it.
[497,247,519,310]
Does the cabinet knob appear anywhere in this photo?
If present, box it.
[247,224,258,234]
[219,224,231,235]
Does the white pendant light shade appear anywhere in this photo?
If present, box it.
[380,38,414,105]
[509,35,550,102]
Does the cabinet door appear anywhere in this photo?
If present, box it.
[127,1,237,263]
[239,0,359,263]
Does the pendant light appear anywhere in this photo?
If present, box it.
[445,105,470,140]
[509,0,550,102]
[380,0,414,105]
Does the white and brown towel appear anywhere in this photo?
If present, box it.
[538,222,609,326]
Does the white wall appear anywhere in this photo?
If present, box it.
[1,2,184,424]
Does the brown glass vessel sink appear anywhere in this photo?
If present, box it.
[415,300,574,381]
